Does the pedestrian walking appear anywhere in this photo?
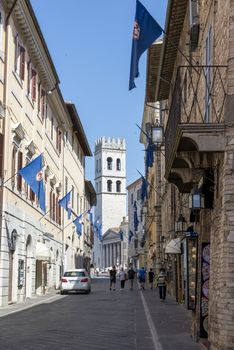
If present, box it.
[157,268,167,301]
[109,265,116,291]
[138,267,146,290]
[119,267,127,290]
[148,268,154,289]
[128,266,136,290]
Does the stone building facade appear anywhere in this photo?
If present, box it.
[127,177,145,269]
[0,0,94,306]
[140,0,234,349]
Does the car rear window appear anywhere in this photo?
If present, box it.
[64,271,86,277]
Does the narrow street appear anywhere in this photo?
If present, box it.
[0,277,202,350]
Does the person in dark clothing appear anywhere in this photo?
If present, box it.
[128,266,136,290]
[157,268,167,301]
[148,268,154,289]
[109,266,116,291]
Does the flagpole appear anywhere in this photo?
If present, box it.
[1,172,19,186]
[39,207,53,221]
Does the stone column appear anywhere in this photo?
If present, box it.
[108,244,110,267]
[113,243,116,265]
[110,243,113,267]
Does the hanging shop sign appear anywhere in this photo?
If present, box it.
[186,236,198,310]
[200,243,210,338]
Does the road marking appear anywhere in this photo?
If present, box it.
[140,291,163,350]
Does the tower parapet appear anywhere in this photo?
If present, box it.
[95,137,126,153]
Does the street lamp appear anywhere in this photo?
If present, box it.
[151,119,164,146]
[175,213,187,235]
[189,187,205,210]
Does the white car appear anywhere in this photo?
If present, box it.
[60,269,91,294]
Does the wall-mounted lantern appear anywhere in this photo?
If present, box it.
[151,119,164,146]
[189,187,205,210]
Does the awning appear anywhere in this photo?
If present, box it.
[36,242,50,261]
[165,238,181,254]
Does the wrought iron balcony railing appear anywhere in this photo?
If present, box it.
[165,65,227,169]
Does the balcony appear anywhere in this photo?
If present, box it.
[165,65,227,191]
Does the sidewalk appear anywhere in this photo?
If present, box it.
[140,286,203,350]
[0,289,64,318]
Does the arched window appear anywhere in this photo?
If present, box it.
[107,157,112,170]
[116,158,121,171]
[107,180,112,192]
[116,181,121,193]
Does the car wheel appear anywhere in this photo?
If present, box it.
[60,290,66,295]
[85,289,91,294]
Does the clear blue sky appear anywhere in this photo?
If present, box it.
[31,0,167,186]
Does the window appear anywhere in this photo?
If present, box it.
[71,185,74,208]
[37,82,41,112]
[41,88,46,120]
[56,194,61,225]
[65,176,68,195]
[31,69,37,101]
[11,146,17,187]
[96,182,99,193]
[96,160,98,172]
[27,63,37,101]
[98,159,101,172]
[116,158,121,170]
[51,117,54,140]
[77,193,79,214]
[107,180,112,192]
[14,35,25,81]
[17,151,23,192]
[204,26,212,122]
[107,157,112,170]
[56,127,62,153]
[116,181,121,193]
[50,190,56,221]
[131,193,133,205]
[99,181,101,192]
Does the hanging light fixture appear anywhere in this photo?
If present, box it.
[189,187,205,210]
[151,118,164,146]
[175,213,187,234]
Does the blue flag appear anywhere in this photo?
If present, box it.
[129,0,163,90]
[133,201,139,232]
[129,230,134,243]
[58,191,72,220]
[94,219,102,241]
[87,209,93,223]
[119,230,124,241]
[145,141,155,170]
[19,154,46,212]
[73,215,83,237]
[140,175,148,203]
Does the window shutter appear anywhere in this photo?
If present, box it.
[38,82,41,112]
[53,193,56,221]
[17,151,23,191]
[32,69,37,101]
[14,35,19,71]
[27,61,31,95]
[20,46,25,80]
[50,190,53,219]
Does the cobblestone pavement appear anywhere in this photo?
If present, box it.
[0,277,203,350]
